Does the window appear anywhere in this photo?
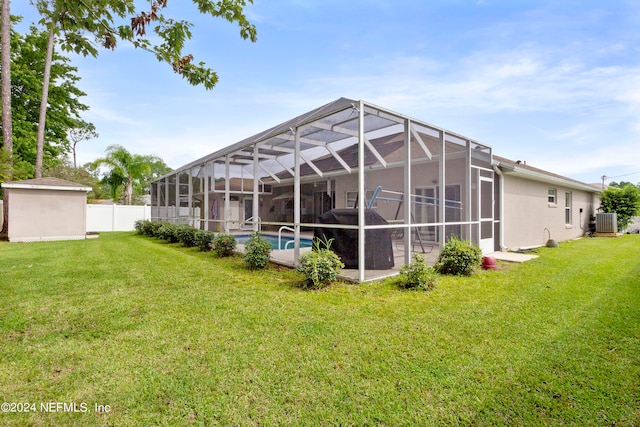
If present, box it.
[548,188,556,204]
[415,187,438,241]
[346,191,357,209]
[565,192,572,225]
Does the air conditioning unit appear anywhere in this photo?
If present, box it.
[596,212,617,233]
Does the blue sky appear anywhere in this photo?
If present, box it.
[12,0,640,185]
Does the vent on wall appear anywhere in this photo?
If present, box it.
[596,212,618,233]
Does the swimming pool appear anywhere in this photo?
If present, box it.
[234,233,314,250]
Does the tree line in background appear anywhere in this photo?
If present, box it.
[1,0,258,235]
[0,15,170,205]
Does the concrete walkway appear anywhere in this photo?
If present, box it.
[487,251,538,263]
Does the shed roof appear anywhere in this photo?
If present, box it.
[1,177,92,192]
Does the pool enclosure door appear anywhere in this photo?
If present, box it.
[479,175,494,254]
[243,197,253,229]
[227,199,240,230]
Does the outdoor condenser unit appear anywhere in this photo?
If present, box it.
[596,212,618,233]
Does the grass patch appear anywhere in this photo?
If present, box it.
[1,233,639,425]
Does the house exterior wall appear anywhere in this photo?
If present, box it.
[501,175,597,250]
[332,159,467,221]
[7,188,87,242]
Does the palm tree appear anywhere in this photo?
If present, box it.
[93,145,163,205]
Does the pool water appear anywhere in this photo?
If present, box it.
[235,234,313,250]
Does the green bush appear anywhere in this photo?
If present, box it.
[134,219,162,237]
[194,230,216,252]
[243,232,271,270]
[146,221,163,238]
[134,220,146,235]
[212,233,237,257]
[157,222,180,243]
[399,253,437,291]
[176,225,198,248]
[435,237,482,276]
[296,238,344,289]
[599,183,640,231]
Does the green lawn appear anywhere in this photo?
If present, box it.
[1,233,639,426]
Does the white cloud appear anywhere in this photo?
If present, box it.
[19,0,635,186]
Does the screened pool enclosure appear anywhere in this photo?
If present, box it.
[150,98,495,282]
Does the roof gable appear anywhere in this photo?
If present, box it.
[494,156,600,193]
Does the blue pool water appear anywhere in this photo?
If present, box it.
[235,234,313,250]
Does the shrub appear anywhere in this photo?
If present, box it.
[212,233,237,257]
[398,253,437,291]
[435,237,482,276]
[194,230,216,252]
[135,219,162,237]
[243,232,271,270]
[157,222,180,243]
[146,221,163,238]
[134,219,146,235]
[176,225,198,248]
[296,237,345,289]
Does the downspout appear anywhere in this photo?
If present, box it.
[492,164,507,251]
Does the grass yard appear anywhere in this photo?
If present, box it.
[0,232,639,426]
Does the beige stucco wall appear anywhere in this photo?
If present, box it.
[7,188,87,242]
[254,159,470,229]
[501,175,597,250]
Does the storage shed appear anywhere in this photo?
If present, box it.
[1,177,91,242]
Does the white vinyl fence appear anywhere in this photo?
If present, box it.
[86,204,151,232]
